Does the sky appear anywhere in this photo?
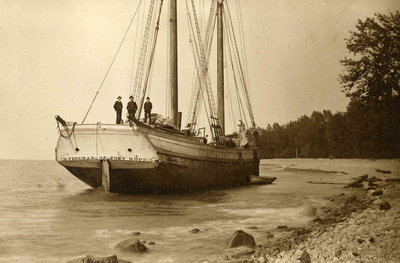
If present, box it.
[0,0,399,159]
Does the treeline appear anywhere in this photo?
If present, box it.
[257,97,400,159]
[257,11,400,159]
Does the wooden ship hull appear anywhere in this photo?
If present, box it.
[56,121,260,193]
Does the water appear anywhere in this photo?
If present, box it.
[0,159,398,263]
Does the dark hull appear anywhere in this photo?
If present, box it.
[64,154,259,193]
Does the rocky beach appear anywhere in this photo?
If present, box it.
[218,164,400,263]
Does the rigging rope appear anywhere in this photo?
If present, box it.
[235,0,252,108]
[129,2,142,95]
[185,0,217,132]
[137,0,164,118]
[81,0,144,124]
[131,0,157,102]
[186,12,214,140]
[224,10,248,128]
[224,1,255,127]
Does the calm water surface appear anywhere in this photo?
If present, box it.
[0,159,398,263]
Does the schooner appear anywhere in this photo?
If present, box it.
[55,0,264,193]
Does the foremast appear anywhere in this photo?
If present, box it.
[217,0,225,136]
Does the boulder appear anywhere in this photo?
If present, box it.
[379,201,391,210]
[66,255,120,263]
[225,230,256,249]
[298,250,311,263]
[115,238,148,253]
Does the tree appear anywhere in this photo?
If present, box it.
[340,11,400,105]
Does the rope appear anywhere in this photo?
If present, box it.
[137,0,164,119]
[224,11,248,128]
[81,0,144,124]
[224,1,255,127]
[57,121,77,140]
[129,2,142,95]
[236,0,251,103]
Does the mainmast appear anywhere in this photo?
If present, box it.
[217,0,225,135]
[170,0,178,126]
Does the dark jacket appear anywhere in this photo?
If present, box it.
[113,101,123,112]
[127,100,138,113]
[144,101,152,112]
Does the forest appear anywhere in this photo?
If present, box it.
[257,11,400,159]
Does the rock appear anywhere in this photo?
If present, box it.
[352,252,360,257]
[114,238,148,253]
[298,250,311,263]
[265,232,274,239]
[118,260,132,263]
[147,241,156,245]
[224,247,255,259]
[379,201,391,210]
[190,228,201,233]
[130,231,141,236]
[335,250,342,257]
[66,255,119,263]
[357,238,364,244]
[225,230,256,249]
[246,226,258,229]
[277,225,288,230]
[369,237,375,243]
[371,189,383,196]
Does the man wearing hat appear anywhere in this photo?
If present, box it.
[113,96,123,124]
[127,96,138,124]
[144,97,153,124]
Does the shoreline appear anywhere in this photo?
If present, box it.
[219,169,400,263]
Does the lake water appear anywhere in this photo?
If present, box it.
[0,159,398,263]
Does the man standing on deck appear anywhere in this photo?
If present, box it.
[144,97,153,124]
[127,96,138,125]
[113,96,123,124]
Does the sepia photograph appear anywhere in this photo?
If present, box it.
[0,0,399,262]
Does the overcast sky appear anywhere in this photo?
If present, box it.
[0,0,398,159]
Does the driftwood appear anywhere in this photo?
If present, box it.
[307,181,347,185]
[376,169,391,174]
[345,174,368,188]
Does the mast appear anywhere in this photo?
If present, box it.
[217,0,225,135]
[170,0,178,126]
